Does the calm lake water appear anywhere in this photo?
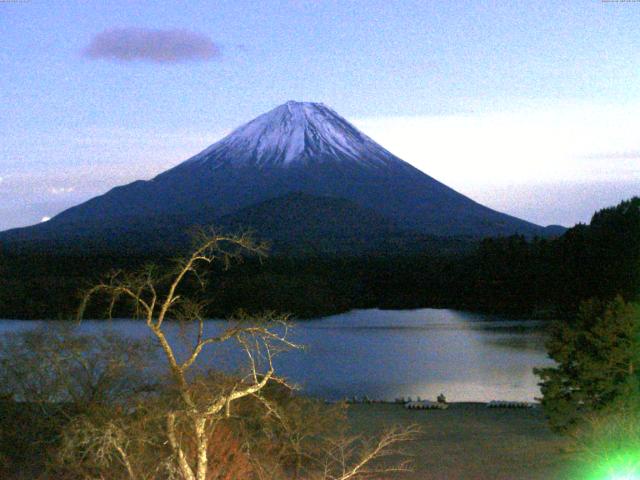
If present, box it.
[0,309,553,402]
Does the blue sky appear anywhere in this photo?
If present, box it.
[1,0,639,230]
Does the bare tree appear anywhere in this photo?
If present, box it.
[0,327,155,411]
[75,230,418,480]
[0,327,156,479]
[77,231,300,480]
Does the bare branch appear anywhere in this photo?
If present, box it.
[319,425,421,480]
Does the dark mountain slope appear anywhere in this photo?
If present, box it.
[216,192,475,256]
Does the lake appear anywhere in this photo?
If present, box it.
[0,308,553,402]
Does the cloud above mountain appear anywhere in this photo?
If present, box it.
[82,28,221,63]
[353,101,640,187]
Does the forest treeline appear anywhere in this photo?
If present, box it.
[1,197,638,320]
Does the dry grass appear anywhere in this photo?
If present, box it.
[346,403,574,480]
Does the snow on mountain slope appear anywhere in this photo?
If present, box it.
[178,101,404,170]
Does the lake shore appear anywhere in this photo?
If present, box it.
[346,402,574,480]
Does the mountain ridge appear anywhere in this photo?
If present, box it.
[0,101,563,253]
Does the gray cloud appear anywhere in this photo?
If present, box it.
[83,28,221,63]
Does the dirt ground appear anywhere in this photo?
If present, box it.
[346,403,575,480]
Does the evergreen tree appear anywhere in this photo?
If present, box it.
[535,297,640,432]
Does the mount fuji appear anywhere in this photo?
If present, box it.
[0,101,561,253]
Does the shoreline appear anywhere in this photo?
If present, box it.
[335,398,541,408]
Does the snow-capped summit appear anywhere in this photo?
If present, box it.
[180,101,403,170]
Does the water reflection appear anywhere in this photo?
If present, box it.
[0,309,553,402]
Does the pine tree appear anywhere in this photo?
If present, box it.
[535,296,640,432]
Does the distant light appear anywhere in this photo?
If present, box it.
[585,453,640,480]
[41,216,51,222]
